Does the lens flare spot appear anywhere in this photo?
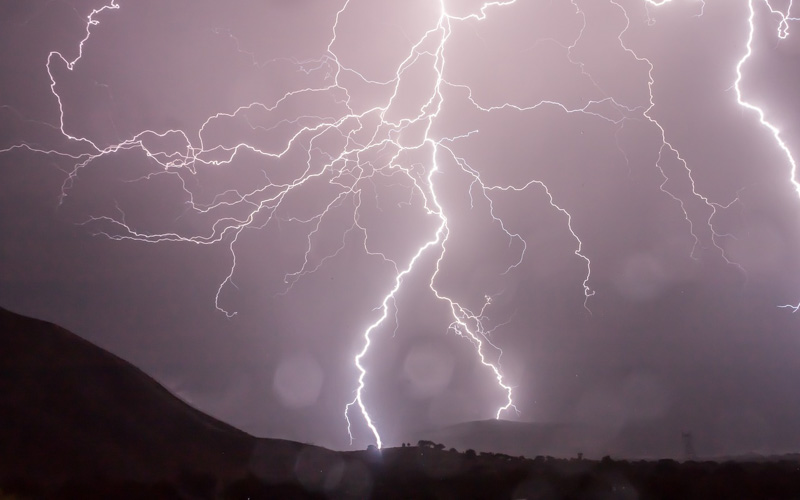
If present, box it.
[273,353,324,409]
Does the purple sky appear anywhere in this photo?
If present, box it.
[1,0,800,454]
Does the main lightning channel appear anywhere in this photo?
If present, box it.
[343,1,522,447]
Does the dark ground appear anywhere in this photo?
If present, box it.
[5,448,800,499]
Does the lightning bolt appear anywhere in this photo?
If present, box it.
[621,0,800,305]
[736,0,800,312]
[635,0,800,310]
[2,0,799,449]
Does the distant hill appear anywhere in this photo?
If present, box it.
[0,306,332,487]
[413,418,686,460]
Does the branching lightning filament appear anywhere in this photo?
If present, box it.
[2,0,798,449]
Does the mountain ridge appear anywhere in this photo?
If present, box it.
[413,417,686,460]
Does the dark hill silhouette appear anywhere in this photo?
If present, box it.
[3,307,800,498]
[0,306,333,488]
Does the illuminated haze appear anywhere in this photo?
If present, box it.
[1,0,800,454]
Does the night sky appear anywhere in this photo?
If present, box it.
[2,0,800,455]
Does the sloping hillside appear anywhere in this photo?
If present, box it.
[0,306,258,483]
